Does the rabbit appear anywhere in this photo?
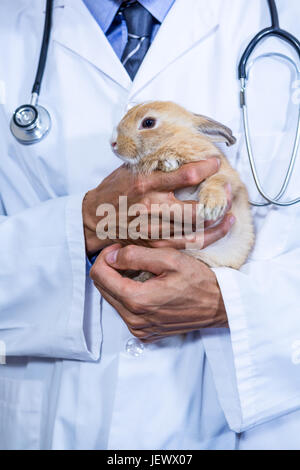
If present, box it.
[111,101,254,272]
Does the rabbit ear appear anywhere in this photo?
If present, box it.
[193,114,236,146]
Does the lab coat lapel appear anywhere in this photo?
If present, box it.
[129,0,222,99]
[51,0,131,90]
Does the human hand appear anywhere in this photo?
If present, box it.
[90,242,231,342]
[82,159,225,256]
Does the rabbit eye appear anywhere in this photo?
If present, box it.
[141,117,156,129]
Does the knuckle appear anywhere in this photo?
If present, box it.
[221,222,229,237]
[183,168,199,186]
[148,240,162,248]
[124,295,144,313]
[122,245,136,264]
[89,264,99,281]
[140,196,152,211]
[138,297,151,313]
[128,300,142,314]
[133,178,148,196]
[89,265,96,280]
[167,249,181,267]
[129,328,147,339]
[120,283,133,301]
[127,315,145,329]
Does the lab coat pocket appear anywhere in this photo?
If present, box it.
[0,377,43,450]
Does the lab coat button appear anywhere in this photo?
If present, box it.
[126,338,145,357]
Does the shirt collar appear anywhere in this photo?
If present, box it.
[139,0,175,24]
[82,0,176,34]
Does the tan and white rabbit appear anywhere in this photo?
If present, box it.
[111,101,254,270]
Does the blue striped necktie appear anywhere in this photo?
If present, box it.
[120,1,155,80]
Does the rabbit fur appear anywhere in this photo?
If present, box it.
[112,101,254,272]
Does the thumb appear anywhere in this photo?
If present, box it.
[105,244,174,275]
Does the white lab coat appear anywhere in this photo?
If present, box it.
[0,0,300,450]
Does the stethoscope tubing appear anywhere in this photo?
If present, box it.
[241,89,300,207]
[238,0,300,206]
[32,0,53,96]
[238,27,300,80]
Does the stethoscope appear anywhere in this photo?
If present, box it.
[10,0,53,145]
[239,0,300,206]
[10,0,300,207]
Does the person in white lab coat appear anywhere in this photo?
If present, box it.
[0,0,300,450]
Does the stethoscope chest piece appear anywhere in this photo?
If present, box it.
[10,0,54,145]
[10,104,51,145]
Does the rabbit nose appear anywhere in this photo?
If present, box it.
[111,141,117,149]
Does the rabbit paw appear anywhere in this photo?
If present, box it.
[160,159,180,172]
[198,187,228,221]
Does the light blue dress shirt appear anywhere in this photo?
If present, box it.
[82,0,175,59]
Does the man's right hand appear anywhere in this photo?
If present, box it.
[82,159,234,256]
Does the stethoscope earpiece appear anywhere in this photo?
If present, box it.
[10,103,51,145]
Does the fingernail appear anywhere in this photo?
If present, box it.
[216,158,221,169]
[229,215,236,226]
[106,249,119,264]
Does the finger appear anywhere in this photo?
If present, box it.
[132,316,212,332]
[105,244,178,275]
[148,233,205,249]
[204,219,219,228]
[141,332,187,342]
[141,325,228,341]
[140,328,204,342]
[175,212,235,250]
[147,158,220,192]
[148,212,235,250]
[98,284,151,328]
[166,181,232,227]
[142,198,199,233]
[202,212,235,248]
[167,197,199,226]
[99,284,227,333]
[90,244,145,301]
[139,312,229,335]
